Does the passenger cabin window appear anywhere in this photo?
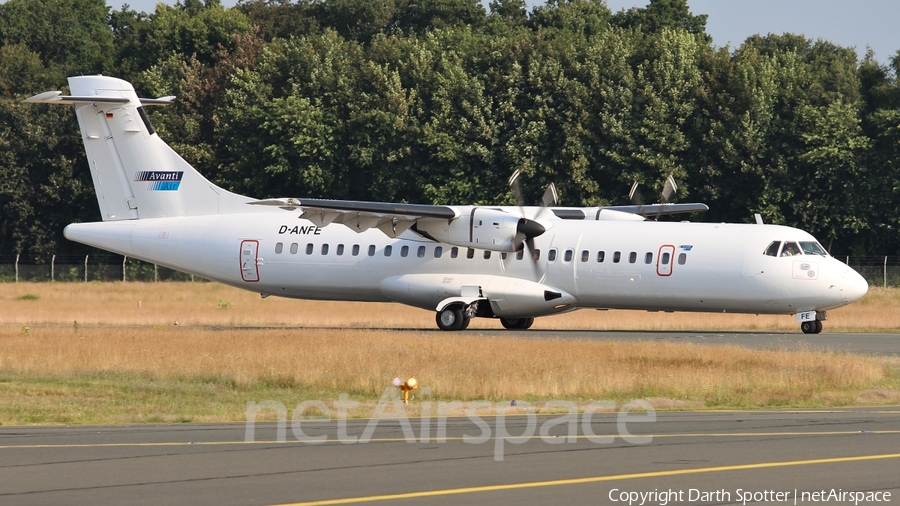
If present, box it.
[306,243,314,255]
[581,250,589,262]
[613,251,621,263]
[501,252,508,260]
[516,250,524,260]
[352,244,360,256]
[418,246,426,258]
[290,243,298,254]
[483,250,491,260]
[764,241,781,257]
[661,252,671,264]
[466,248,475,259]
[564,249,574,262]
[533,249,541,261]
[336,244,344,256]
[384,245,393,256]
[780,242,802,257]
[434,246,443,258]
[628,252,637,264]
[400,245,409,257]
[548,249,557,262]
[367,245,375,256]
[800,241,827,256]
[321,244,329,255]
[644,252,653,264]
[275,242,283,254]
[597,251,605,263]
[678,253,687,265]
[451,247,459,258]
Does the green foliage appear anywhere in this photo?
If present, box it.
[16,294,39,301]
[1,0,900,258]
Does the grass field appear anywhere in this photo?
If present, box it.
[1,282,898,425]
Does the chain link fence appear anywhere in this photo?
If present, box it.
[1,254,899,287]
[0,255,203,283]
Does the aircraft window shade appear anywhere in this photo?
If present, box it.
[516,250,524,260]
[548,249,557,262]
[483,250,491,260]
[384,245,393,256]
[275,242,283,254]
[645,252,653,264]
[306,243,314,255]
[564,249,574,262]
[597,251,605,263]
[800,241,827,256]
[418,246,426,258]
[764,241,781,257]
[662,252,671,264]
[321,244,329,255]
[678,253,687,265]
[613,251,621,263]
[401,245,409,257]
[781,242,801,257]
[466,248,475,259]
[581,250,589,262]
[628,252,637,263]
[352,244,360,256]
[337,244,344,256]
[367,245,375,256]
[451,247,459,258]
[290,243,298,254]
[434,246,443,258]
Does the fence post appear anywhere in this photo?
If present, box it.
[123,256,127,282]
[51,254,55,282]
[885,256,888,288]
[15,254,19,283]
[84,255,89,282]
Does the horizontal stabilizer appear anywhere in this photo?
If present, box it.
[25,90,175,106]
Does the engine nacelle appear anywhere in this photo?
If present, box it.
[416,207,522,252]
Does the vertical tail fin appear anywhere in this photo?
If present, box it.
[27,75,251,220]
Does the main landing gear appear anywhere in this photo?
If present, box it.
[499,317,534,330]
[435,303,536,331]
[800,320,823,334]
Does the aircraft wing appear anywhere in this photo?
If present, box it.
[604,203,710,218]
[248,198,458,238]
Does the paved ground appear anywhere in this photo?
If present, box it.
[1,408,899,505]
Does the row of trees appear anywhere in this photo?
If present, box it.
[1,0,899,261]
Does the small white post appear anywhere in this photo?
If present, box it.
[15,254,19,283]
[85,255,89,282]
[884,256,888,288]
[123,256,127,282]
[154,264,158,283]
[51,254,56,282]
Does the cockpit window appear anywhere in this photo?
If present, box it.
[764,241,781,257]
[800,241,827,256]
[780,242,802,256]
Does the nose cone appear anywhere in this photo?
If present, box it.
[840,267,868,304]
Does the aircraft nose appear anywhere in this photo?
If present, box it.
[839,266,869,304]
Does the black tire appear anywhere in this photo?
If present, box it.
[436,307,465,331]
[500,317,535,330]
[801,321,816,334]
[814,320,823,334]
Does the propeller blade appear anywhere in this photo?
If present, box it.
[629,180,645,215]
[508,170,525,207]
[541,182,558,208]
[662,175,677,204]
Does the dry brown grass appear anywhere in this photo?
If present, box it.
[2,282,899,331]
[1,325,894,405]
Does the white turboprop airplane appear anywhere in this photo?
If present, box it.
[28,76,869,333]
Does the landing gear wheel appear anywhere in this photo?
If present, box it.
[436,307,466,331]
[801,320,823,334]
[500,317,535,330]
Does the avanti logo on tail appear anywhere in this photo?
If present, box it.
[26,75,869,333]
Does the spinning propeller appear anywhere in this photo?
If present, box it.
[508,170,556,266]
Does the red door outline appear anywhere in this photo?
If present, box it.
[240,240,260,282]
[657,245,675,277]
